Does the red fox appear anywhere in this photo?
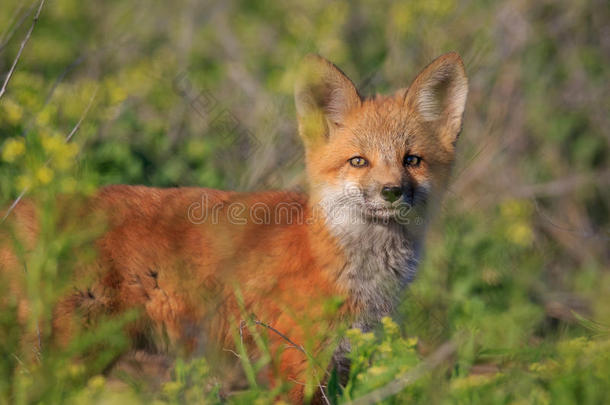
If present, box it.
[1,52,468,403]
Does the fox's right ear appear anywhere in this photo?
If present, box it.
[294,55,361,145]
[404,52,468,149]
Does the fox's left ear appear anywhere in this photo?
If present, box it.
[295,54,361,146]
[404,52,468,148]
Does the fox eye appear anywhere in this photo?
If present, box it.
[348,156,368,168]
[403,154,422,167]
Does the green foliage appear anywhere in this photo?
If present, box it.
[161,358,221,404]
[1,0,609,403]
[341,318,420,402]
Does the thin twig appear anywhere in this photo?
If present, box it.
[533,198,609,241]
[0,0,45,101]
[249,316,331,405]
[1,188,27,222]
[66,86,98,142]
[0,5,25,45]
[36,321,42,358]
[0,2,35,53]
[289,377,326,388]
[44,54,86,105]
[512,169,610,199]
[222,348,242,358]
[239,320,246,346]
[345,341,456,405]
[11,353,26,369]
[251,318,306,354]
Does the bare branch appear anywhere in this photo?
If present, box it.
[249,316,331,405]
[66,86,98,142]
[222,348,242,359]
[251,318,307,354]
[0,2,36,53]
[1,188,27,222]
[0,0,46,101]
[511,169,610,199]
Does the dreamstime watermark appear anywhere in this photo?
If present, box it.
[172,68,309,190]
[172,71,261,162]
[186,185,425,227]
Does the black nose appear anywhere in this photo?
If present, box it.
[381,186,403,203]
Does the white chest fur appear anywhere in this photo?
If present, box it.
[328,216,421,329]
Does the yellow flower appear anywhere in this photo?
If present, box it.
[405,337,418,348]
[346,328,375,347]
[35,107,52,126]
[346,328,363,340]
[87,375,105,390]
[368,366,387,376]
[379,341,392,354]
[450,373,495,391]
[68,363,85,377]
[107,81,128,105]
[41,133,64,154]
[382,316,399,337]
[529,359,559,375]
[53,142,78,171]
[2,99,23,125]
[506,222,534,246]
[36,166,54,185]
[361,331,375,343]
[16,175,32,191]
[2,138,26,162]
[42,134,79,170]
[162,381,183,396]
[500,199,532,220]
[558,336,588,352]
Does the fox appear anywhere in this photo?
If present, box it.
[0,52,468,403]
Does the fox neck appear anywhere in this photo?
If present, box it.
[310,191,425,330]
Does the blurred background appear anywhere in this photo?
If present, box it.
[1,0,609,403]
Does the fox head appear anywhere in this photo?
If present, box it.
[295,53,468,227]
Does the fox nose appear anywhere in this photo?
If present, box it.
[381,186,403,203]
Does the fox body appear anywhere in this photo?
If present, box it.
[1,53,468,402]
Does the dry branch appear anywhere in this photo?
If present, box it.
[0,0,46,101]
[0,2,34,53]
[249,316,331,405]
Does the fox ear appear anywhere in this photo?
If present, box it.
[295,54,361,144]
[404,52,468,148]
